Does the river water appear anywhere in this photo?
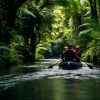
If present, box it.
[0,59,100,100]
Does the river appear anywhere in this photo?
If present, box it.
[0,59,100,100]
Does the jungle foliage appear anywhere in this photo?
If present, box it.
[0,0,100,67]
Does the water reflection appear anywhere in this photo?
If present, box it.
[0,59,100,100]
[0,78,100,100]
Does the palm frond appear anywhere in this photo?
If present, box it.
[0,46,9,50]
[79,23,90,28]
[23,9,36,18]
[79,28,93,37]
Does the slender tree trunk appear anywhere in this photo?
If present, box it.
[89,0,99,22]
[30,32,36,62]
[97,1,100,19]
[73,12,82,36]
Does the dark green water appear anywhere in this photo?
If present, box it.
[0,59,100,100]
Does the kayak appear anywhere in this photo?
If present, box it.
[59,61,82,70]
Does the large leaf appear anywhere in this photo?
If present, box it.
[79,28,93,37]
[23,9,36,18]
[79,23,91,28]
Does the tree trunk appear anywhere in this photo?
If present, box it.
[5,0,27,27]
[89,0,99,22]
[30,31,36,62]
[97,1,100,18]
[73,12,82,36]
[0,0,27,43]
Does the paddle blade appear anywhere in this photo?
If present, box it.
[86,63,94,69]
[47,65,53,68]
[47,60,61,69]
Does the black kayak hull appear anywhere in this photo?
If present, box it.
[59,61,82,70]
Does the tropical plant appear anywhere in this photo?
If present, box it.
[0,46,9,67]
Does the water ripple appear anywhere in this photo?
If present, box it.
[0,65,100,90]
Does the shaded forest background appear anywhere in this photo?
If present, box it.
[0,0,100,67]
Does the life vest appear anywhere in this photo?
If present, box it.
[64,46,68,51]
[75,50,81,63]
[75,50,81,58]
[64,49,75,61]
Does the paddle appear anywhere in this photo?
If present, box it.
[47,58,94,69]
[76,55,94,69]
[85,62,94,69]
[47,60,62,68]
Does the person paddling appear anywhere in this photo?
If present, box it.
[61,45,68,60]
[75,45,82,63]
[62,45,76,62]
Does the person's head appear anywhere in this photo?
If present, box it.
[75,45,80,49]
[68,45,73,49]
[64,46,68,51]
